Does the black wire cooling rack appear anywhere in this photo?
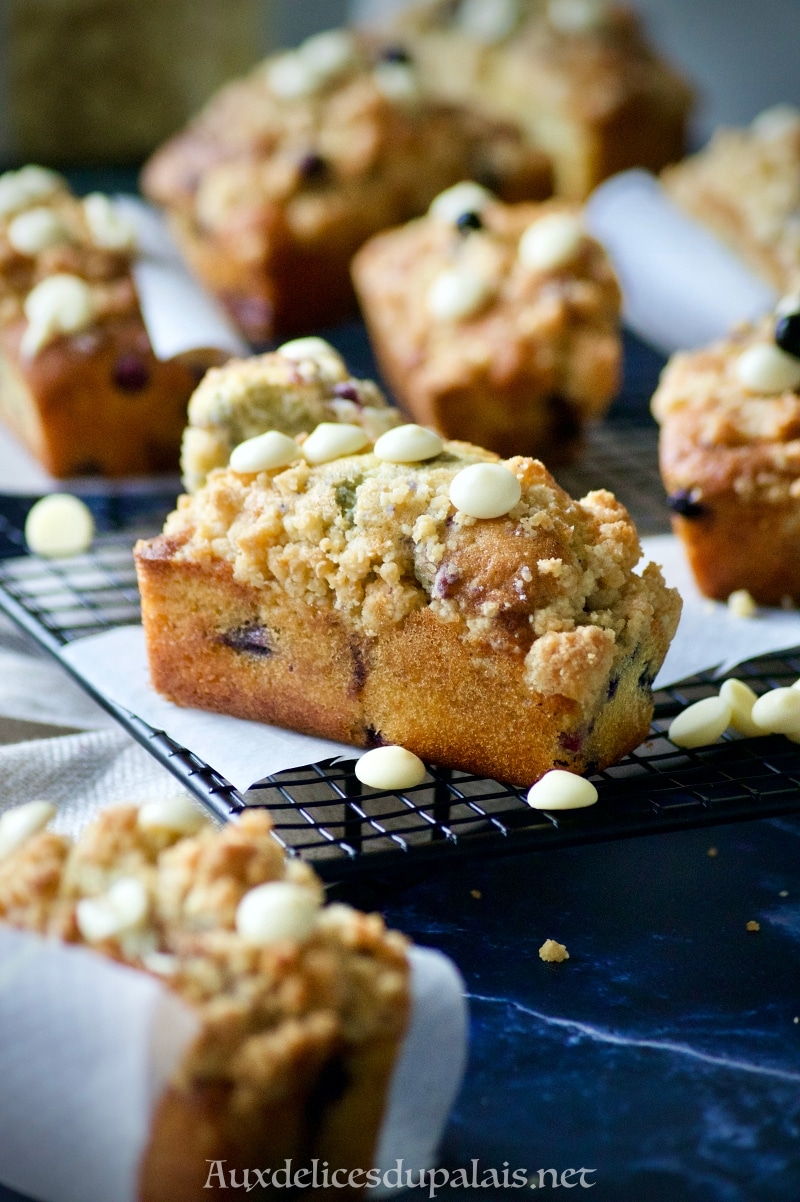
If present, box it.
[2,429,800,880]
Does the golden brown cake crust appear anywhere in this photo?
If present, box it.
[653,316,800,604]
[352,197,621,462]
[0,805,410,1199]
[376,0,692,199]
[141,32,553,342]
[135,443,680,786]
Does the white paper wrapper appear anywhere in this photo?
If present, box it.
[585,170,778,355]
[0,929,465,1202]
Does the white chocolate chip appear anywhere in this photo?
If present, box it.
[449,462,522,519]
[235,881,320,945]
[428,181,495,223]
[727,589,757,618]
[83,193,137,251]
[7,207,69,255]
[277,336,347,381]
[0,165,63,218]
[76,877,149,943]
[141,952,180,976]
[518,212,585,273]
[302,422,370,465]
[719,679,762,738]
[457,0,519,43]
[373,424,443,463]
[266,52,320,99]
[547,0,609,33]
[751,687,800,735]
[230,430,301,473]
[0,801,57,861]
[24,494,95,558]
[355,745,427,791]
[735,343,800,394]
[668,696,732,748]
[137,795,208,837]
[526,770,598,810]
[776,293,800,320]
[427,266,494,322]
[299,29,358,81]
[751,104,800,141]
[21,273,94,358]
[373,60,421,103]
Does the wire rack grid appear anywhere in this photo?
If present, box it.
[2,432,800,880]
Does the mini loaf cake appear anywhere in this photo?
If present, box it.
[662,105,800,296]
[141,29,553,343]
[352,184,622,463]
[181,336,400,492]
[372,0,692,200]
[653,301,800,605]
[0,799,410,1201]
[135,424,681,787]
[0,167,213,477]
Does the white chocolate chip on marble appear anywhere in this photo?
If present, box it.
[457,0,519,43]
[76,877,149,943]
[518,212,585,273]
[355,745,427,791]
[373,60,421,103]
[668,696,732,748]
[21,272,94,358]
[24,494,95,558]
[299,29,358,81]
[719,679,762,738]
[0,801,57,861]
[302,422,370,465]
[373,424,444,464]
[526,770,598,810]
[137,795,208,837]
[449,462,522,519]
[428,181,495,223]
[727,589,757,619]
[735,343,800,394]
[235,881,321,946]
[751,104,800,141]
[0,165,64,218]
[547,0,609,33]
[751,688,800,735]
[230,430,301,474]
[83,193,137,251]
[7,207,69,256]
[427,266,494,322]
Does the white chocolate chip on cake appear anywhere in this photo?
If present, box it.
[83,193,137,251]
[518,212,585,273]
[302,422,370,465]
[373,61,421,104]
[7,207,69,255]
[277,336,347,381]
[547,0,609,33]
[76,877,149,943]
[24,494,95,558]
[0,801,57,861]
[299,29,358,81]
[236,881,321,945]
[457,0,519,43]
[230,430,301,474]
[751,104,800,141]
[449,462,522,518]
[719,679,762,738]
[21,272,94,358]
[427,266,494,322]
[668,696,732,748]
[266,52,321,100]
[735,344,800,394]
[137,795,208,837]
[751,688,800,735]
[0,165,63,218]
[373,425,443,464]
[429,181,495,223]
[355,745,427,791]
[776,294,800,320]
[526,770,598,810]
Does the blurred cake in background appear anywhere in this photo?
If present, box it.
[366,0,693,199]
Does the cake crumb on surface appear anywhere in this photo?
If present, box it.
[470,889,482,900]
[780,890,789,897]
[728,589,757,618]
[707,846,718,858]
[746,920,761,932]
[539,938,569,963]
